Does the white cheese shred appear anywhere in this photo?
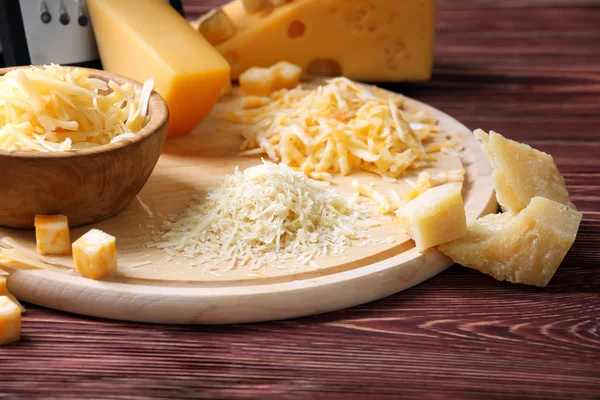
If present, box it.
[152,161,371,271]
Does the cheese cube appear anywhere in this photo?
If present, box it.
[439,197,582,287]
[396,184,466,252]
[196,8,236,45]
[241,0,268,14]
[239,67,276,96]
[0,276,6,295]
[217,0,435,81]
[271,61,302,90]
[34,214,71,256]
[72,229,118,280]
[0,296,21,345]
[88,0,231,137]
[475,130,572,213]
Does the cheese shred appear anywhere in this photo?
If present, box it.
[0,64,153,152]
[150,161,371,270]
[220,77,441,179]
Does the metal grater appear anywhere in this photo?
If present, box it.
[0,0,184,68]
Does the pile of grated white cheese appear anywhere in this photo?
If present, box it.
[148,161,372,271]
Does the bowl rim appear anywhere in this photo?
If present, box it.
[0,66,169,159]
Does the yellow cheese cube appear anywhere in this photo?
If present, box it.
[241,0,268,14]
[439,197,582,287]
[0,296,21,345]
[196,8,236,45]
[72,229,118,280]
[239,67,276,96]
[396,184,466,252]
[0,276,6,295]
[218,0,435,81]
[271,61,302,90]
[475,130,572,213]
[88,0,231,137]
[34,214,71,256]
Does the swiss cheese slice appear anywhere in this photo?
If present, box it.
[88,0,231,136]
[216,0,435,81]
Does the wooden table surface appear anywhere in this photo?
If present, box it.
[2,1,599,399]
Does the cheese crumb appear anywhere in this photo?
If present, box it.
[151,161,370,270]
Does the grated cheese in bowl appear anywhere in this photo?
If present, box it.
[0,64,154,152]
[149,161,372,271]
[220,77,443,180]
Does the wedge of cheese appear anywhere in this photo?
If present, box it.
[439,197,582,287]
[475,130,572,213]
[88,0,231,136]
[396,184,466,252]
[0,296,21,345]
[34,214,71,256]
[72,229,118,280]
[216,0,435,81]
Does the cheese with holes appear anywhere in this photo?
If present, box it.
[88,0,230,136]
[396,184,466,252]
[439,197,582,287]
[0,296,21,345]
[475,130,572,213]
[216,0,435,81]
[35,214,71,256]
[72,229,118,280]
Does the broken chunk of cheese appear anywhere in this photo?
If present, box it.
[88,0,230,136]
[195,8,236,45]
[239,61,302,95]
[396,184,466,252]
[0,296,21,345]
[475,130,572,213]
[439,197,582,287]
[72,229,118,280]
[34,214,71,256]
[217,0,435,81]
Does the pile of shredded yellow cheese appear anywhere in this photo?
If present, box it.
[0,64,153,152]
[149,161,371,271]
[220,77,441,180]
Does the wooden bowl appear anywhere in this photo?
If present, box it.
[0,67,169,228]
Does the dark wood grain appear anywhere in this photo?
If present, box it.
[1,1,599,399]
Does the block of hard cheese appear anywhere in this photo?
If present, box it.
[475,129,572,213]
[34,214,71,256]
[396,184,466,252]
[0,296,21,345]
[88,0,230,136]
[216,0,435,81]
[439,197,582,287]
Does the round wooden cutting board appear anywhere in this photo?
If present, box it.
[0,83,497,324]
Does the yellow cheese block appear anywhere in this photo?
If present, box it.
[34,214,71,256]
[217,0,435,81]
[72,229,118,280]
[439,197,582,287]
[0,296,21,345]
[88,0,231,136]
[396,184,466,252]
[475,130,572,213]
